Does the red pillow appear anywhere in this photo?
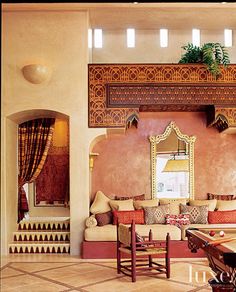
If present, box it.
[207,193,236,200]
[208,210,236,224]
[114,194,145,201]
[113,209,145,225]
[95,211,113,226]
[165,214,190,228]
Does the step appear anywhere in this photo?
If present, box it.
[13,231,70,242]
[9,242,70,254]
[18,219,70,231]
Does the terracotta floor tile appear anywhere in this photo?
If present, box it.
[0,267,24,278]
[0,256,222,292]
[10,262,76,273]
[83,275,196,292]
[1,274,67,291]
[2,282,68,292]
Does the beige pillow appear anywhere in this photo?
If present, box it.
[85,215,97,228]
[134,199,159,210]
[90,191,111,214]
[109,199,134,211]
[159,198,187,205]
[217,200,236,211]
[160,198,187,215]
[189,199,217,212]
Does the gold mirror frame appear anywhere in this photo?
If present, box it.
[149,121,196,199]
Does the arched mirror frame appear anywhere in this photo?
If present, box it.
[149,121,196,200]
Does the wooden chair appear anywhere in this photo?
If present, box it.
[116,220,170,282]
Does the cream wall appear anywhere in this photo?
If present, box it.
[1,119,18,254]
[1,10,105,256]
[92,29,236,63]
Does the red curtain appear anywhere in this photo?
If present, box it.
[18,118,55,222]
[35,154,69,205]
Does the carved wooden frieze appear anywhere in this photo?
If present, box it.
[107,83,236,107]
[88,64,236,128]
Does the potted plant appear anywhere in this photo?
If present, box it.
[179,42,230,78]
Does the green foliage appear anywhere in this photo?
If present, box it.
[179,43,202,64]
[179,42,230,77]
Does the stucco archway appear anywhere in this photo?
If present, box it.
[1,109,70,255]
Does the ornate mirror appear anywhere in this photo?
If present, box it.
[149,122,196,199]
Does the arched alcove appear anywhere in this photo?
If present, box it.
[1,109,70,255]
[8,109,69,124]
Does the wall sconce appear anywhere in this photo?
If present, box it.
[22,64,50,84]
[89,153,99,170]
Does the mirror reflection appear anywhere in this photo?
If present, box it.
[149,122,196,199]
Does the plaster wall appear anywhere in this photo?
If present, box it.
[92,29,236,63]
[91,112,236,201]
[1,11,106,256]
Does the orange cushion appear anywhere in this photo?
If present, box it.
[208,210,236,224]
[113,209,145,225]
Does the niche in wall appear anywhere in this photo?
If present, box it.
[35,118,69,206]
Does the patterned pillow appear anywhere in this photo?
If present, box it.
[207,193,236,200]
[208,210,236,224]
[95,211,113,226]
[115,194,145,201]
[180,204,208,224]
[165,214,190,228]
[113,209,145,225]
[136,232,146,250]
[143,205,170,224]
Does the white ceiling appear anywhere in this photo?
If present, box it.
[3,3,236,30]
[88,3,236,30]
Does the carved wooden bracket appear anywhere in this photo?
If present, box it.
[125,111,139,129]
[207,106,236,134]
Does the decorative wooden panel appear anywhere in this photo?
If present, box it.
[107,83,236,107]
[88,64,236,128]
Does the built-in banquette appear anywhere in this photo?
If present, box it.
[82,191,236,258]
[84,64,236,258]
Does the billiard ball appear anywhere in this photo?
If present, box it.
[209,230,215,237]
[219,231,225,237]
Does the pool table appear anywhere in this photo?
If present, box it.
[186,227,236,292]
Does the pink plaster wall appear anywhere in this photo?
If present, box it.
[91,112,236,201]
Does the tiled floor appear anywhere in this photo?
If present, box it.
[1,255,213,292]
